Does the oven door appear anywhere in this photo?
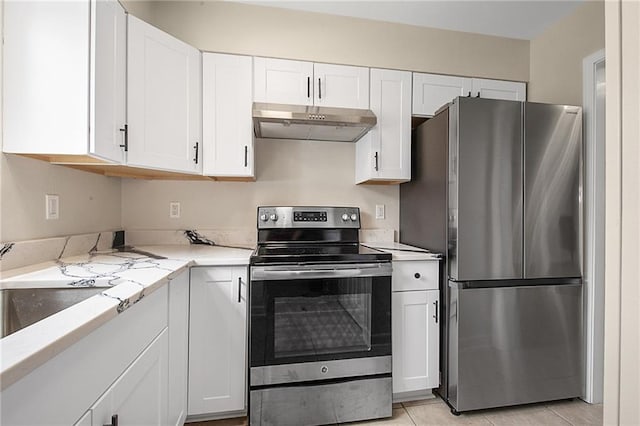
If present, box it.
[250,262,391,374]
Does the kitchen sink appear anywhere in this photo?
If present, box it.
[0,287,105,338]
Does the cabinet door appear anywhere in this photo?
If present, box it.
[203,53,254,178]
[392,290,439,394]
[127,15,202,173]
[472,78,526,101]
[368,68,411,181]
[413,73,472,116]
[91,329,169,426]
[3,1,90,155]
[168,272,189,426]
[189,267,247,415]
[90,0,126,163]
[254,57,313,105]
[313,63,369,109]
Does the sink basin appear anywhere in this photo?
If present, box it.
[0,287,105,338]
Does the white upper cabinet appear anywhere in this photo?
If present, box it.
[472,78,527,101]
[254,57,314,105]
[254,58,369,108]
[91,0,127,162]
[355,69,411,184]
[412,73,526,116]
[127,15,202,174]
[313,63,370,109]
[3,0,126,163]
[202,53,254,178]
[412,73,472,117]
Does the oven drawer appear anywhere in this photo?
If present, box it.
[251,356,391,386]
[250,376,392,426]
[392,260,439,291]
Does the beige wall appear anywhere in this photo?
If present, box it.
[0,2,122,243]
[529,0,605,105]
[122,139,398,232]
[0,156,122,242]
[121,1,530,235]
[603,1,640,424]
[145,1,530,81]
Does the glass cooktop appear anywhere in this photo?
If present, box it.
[250,243,391,265]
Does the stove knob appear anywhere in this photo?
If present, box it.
[260,214,269,222]
[341,213,349,221]
[270,214,278,221]
[350,213,358,221]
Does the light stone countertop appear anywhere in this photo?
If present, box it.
[362,242,442,261]
[0,245,253,390]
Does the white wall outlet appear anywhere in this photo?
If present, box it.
[169,202,181,219]
[375,204,385,220]
[45,194,59,220]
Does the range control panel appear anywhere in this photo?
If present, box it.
[257,206,360,229]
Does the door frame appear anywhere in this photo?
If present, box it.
[582,48,606,404]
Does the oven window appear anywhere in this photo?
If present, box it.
[250,273,391,367]
[274,282,372,358]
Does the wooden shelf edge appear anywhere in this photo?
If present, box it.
[16,154,259,181]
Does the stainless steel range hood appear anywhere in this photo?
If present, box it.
[252,102,377,143]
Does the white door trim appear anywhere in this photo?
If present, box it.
[582,48,605,404]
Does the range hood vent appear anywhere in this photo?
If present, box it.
[252,102,377,143]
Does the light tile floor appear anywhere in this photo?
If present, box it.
[190,397,603,426]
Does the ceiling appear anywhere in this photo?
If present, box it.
[231,0,587,40]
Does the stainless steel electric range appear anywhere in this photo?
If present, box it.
[249,206,393,426]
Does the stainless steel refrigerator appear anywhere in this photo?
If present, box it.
[400,97,583,414]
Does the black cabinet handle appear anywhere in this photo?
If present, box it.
[467,91,471,97]
[374,152,379,171]
[414,272,421,279]
[433,300,439,324]
[318,78,322,99]
[193,142,199,164]
[119,125,128,152]
[307,77,310,98]
[237,277,242,303]
[244,145,248,167]
[104,414,118,426]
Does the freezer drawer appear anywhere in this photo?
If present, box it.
[447,281,582,412]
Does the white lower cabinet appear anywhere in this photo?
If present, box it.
[391,260,440,397]
[168,271,190,426]
[90,329,169,425]
[0,272,194,426]
[392,290,439,394]
[188,266,248,416]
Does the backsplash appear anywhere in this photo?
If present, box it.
[0,228,395,274]
[0,231,120,273]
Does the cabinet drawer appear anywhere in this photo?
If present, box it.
[392,261,439,291]
[191,266,233,283]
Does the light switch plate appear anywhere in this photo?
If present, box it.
[45,194,59,220]
[169,202,181,219]
[375,204,385,220]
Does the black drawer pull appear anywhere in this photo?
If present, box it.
[414,273,421,279]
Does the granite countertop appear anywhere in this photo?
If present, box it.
[0,245,253,390]
[362,242,442,261]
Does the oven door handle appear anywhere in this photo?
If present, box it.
[251,263,392,281]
